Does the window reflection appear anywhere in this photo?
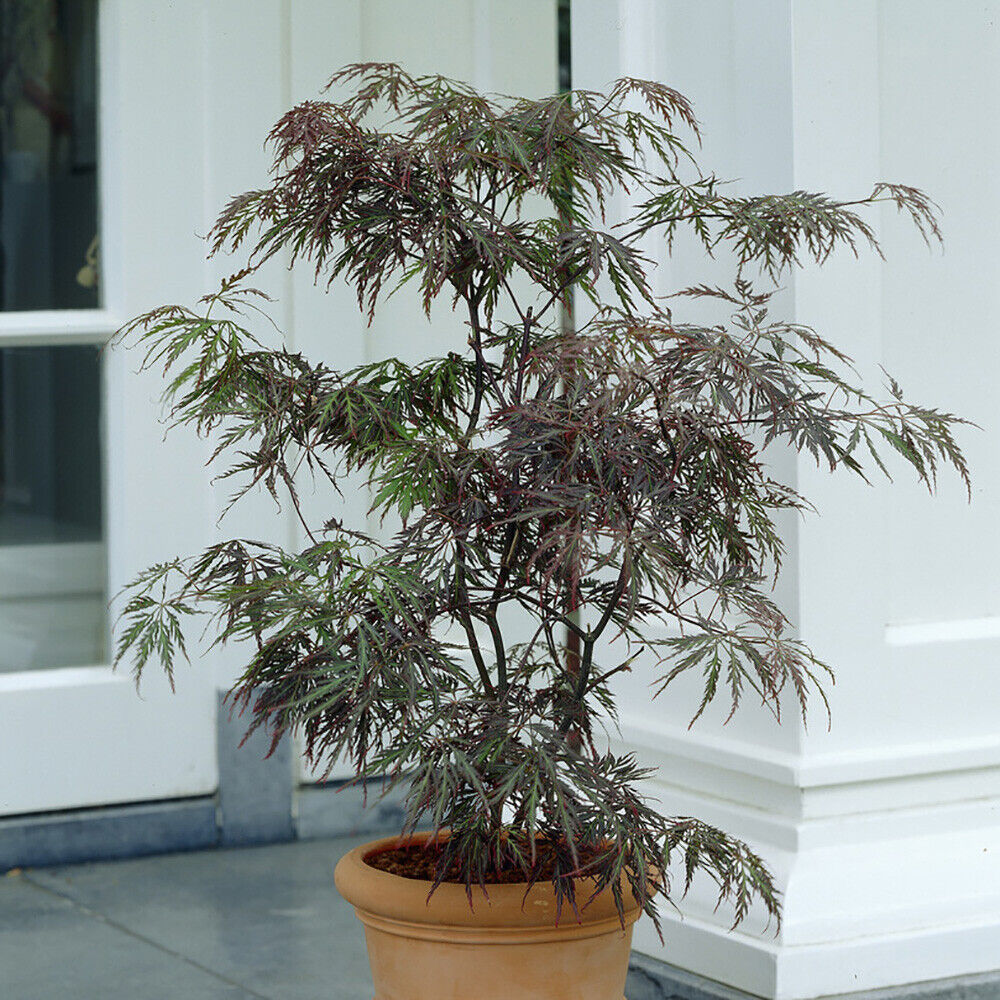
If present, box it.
[1,0,100,311]
[0,344,105,671]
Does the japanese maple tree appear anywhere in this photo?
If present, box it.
[115,64,968,932]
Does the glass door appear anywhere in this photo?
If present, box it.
[0,2,107,677]
[0,0,216,817]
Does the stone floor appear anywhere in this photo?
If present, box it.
[0,834,374,1000]
[5,834,997,1000]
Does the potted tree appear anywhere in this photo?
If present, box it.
[114,64,968,1000]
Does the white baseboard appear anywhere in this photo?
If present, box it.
[617,720,1000,998]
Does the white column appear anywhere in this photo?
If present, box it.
[573,1,1000,996]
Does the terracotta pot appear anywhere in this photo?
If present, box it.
[335,832,641,1000]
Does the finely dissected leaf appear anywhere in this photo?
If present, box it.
[112,63,969,935]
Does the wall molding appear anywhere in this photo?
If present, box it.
[619,715,1000,791]
[886,616,1000,647]
[621,717,1000,853]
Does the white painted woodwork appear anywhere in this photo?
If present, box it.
[572,1,1000,996]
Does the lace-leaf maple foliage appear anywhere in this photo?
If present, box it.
[114,64,969,933]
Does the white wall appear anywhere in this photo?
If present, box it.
[179,2,557,782]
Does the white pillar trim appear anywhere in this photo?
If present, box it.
[569,1,1000,995]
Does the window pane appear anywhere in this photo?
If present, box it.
[0,344,105,671]
[0,0,100,311]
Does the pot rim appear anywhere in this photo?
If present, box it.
[334,831,643,930]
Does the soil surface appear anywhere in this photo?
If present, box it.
[364,841,607,884]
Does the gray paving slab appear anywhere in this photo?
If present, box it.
[9,835,374,1000]
[625,952,1000,1000]
[0,872,259,999]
